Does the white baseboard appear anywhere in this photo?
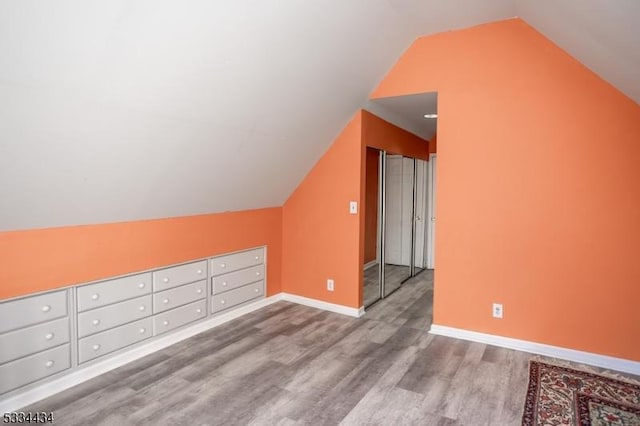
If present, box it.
[363,260,378,270]
[0,295,283,414]
[429,324,640,376]
[280,293,364,318]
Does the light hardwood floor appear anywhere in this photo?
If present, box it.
[22,271,636,425]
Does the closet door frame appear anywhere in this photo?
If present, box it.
[371,151,427,305]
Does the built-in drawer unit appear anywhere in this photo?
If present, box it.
[0,317,70,365]
[212,264,264,295]
[78,317,153,364]
[153,299,206,336]
[0,246,267,400]
[153,260,207,292]
[211,281,264,314]
[153,280,206,314]
[0,344,71,395]
[0,290,68,334]
[77,295,152,338]
[210,247,264,276]
[77,273,151,312]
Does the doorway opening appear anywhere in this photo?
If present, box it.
[361,92,437,312]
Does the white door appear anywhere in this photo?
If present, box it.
[427,154,437,269]
[414,159,428,268]
[384,155,403,265]
[400,157,414,266]
[384,156,414,266]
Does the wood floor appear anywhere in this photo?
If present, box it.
[363,263,417,307]
[23,271,633,425]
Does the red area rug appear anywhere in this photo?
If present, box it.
[522,360,640,425]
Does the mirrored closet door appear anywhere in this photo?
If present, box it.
[363,151,429,308]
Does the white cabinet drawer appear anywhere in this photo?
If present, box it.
[0,318,70,365]
[0,290,67,334]
[77,273,151,312]
[210,248,264,276]
[78,317,153,364]
[212,265,264,295]
[0,344,70,395]
[153,261,207,292]
[153,280,206,314]
[211,281,264,314]
[153,300,206,336]
[77,295,152,338]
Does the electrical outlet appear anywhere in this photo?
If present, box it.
[492,303,503,319]
[327,279,334,292]
[349,201,358,214]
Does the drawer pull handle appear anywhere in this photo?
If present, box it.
[220,263,226,268]
[41,305,51,312]
[139,305,146,311]
[91,294,100,300]
[197,288,203,294]
[254,288,259,293]
[139,328,146,334]
[220,300,225,305]
[92,319,100,326]
[222,282,227,287]
[163,320,169,326]
[92,344,101,351]
[255,255,260,260]
[163,278,169,283]
[196,308,202,314]
[45,360,55,368]
[256,272,261,276]
[138,283,146,289]
[163,299,169,304]
[197,269,203,274]
[45,332,55,340]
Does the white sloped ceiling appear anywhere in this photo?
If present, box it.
[0,1,636,231]
[516,0,640,105]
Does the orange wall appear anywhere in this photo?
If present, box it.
[364,147,379,264]
[0,208,282,300]
[282,113,364,308]
[373,19,640,361]
[429,133,437,154]
[281,111,431,308]
[362,110,430,160]
[1,109,424,311]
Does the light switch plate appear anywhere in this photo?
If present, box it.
[349,201,358,214]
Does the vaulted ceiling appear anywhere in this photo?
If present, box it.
[0,1,637,231]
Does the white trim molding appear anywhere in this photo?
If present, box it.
[429,324,640,376]
[280,293,364,318]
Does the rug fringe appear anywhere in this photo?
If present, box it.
[529,355,640,386]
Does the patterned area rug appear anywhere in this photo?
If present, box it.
[522,360,640,425]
